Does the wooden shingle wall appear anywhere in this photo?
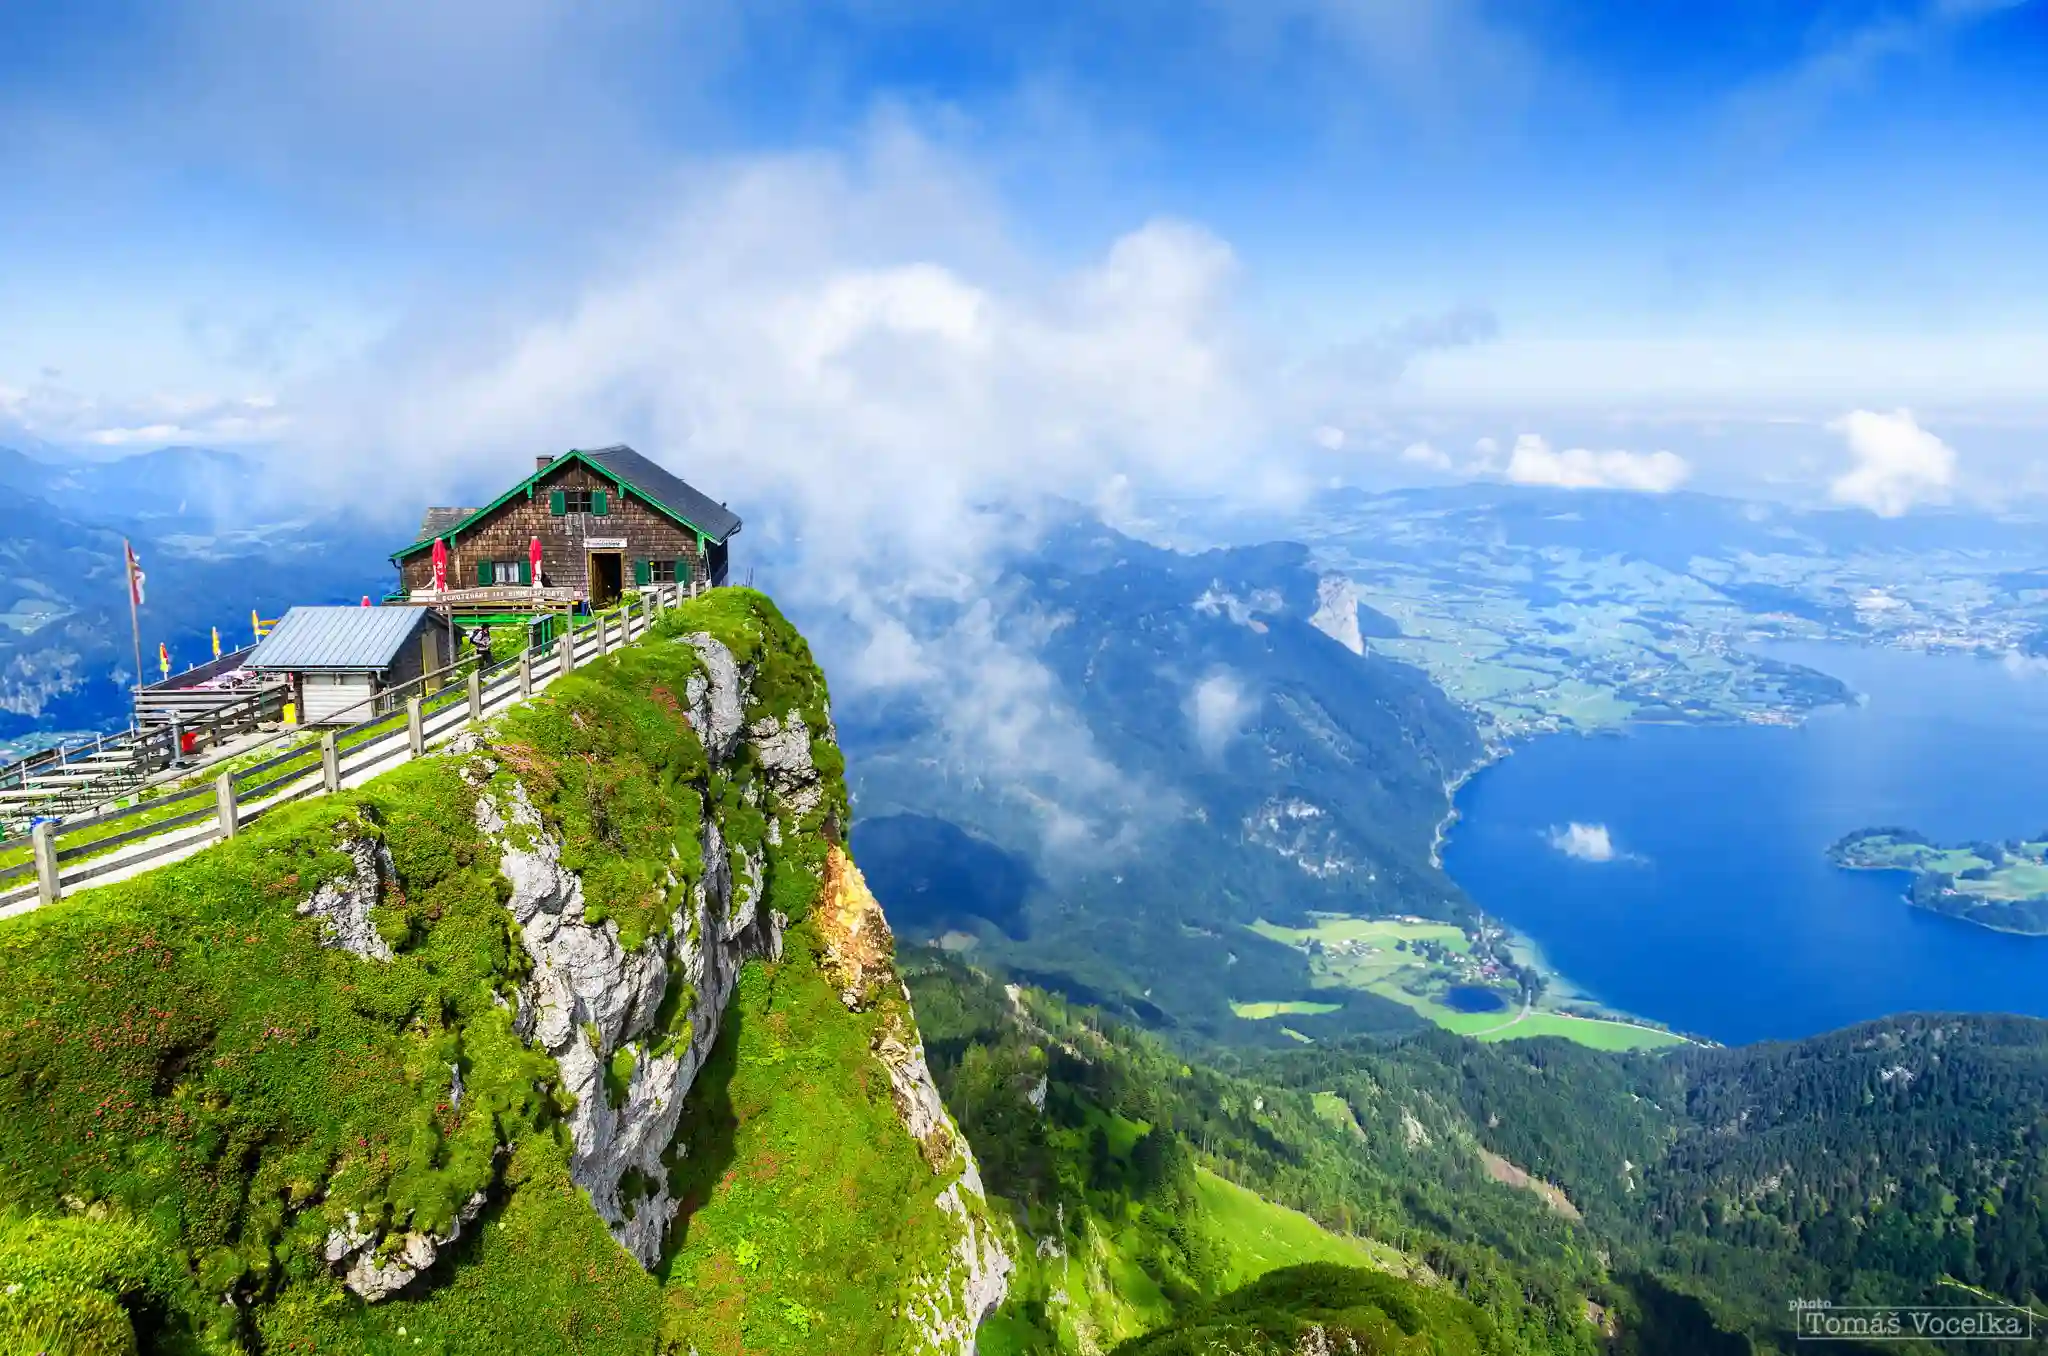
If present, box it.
[397,459,711,598]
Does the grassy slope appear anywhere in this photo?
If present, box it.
[1107,1263,1508,1356]
[660,925,957,1355]
[1192,1170,1407,1287]
[977,1169,1406,1356]
[0,589,944,1354]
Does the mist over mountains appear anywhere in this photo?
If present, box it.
[0,444,391,744]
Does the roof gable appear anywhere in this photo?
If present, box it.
[390,446,742,561]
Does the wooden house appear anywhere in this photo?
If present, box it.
[391,446,743,611]
[245,605,450,725]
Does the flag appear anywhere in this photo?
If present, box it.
[212,626,221,660]
[530,537,543,587]
[431,537,449,593]
[126,542,146,607]
[158,642,170,679]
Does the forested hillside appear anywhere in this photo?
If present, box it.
[850,518,1483,1045]
[910,952,2048,1355]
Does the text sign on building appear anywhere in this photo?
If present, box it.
[584,536,628,550]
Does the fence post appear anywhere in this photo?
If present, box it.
[518,651,533,699]
[407,696,425,757]
[559,630,575,674]
[321,731,341,791]
[31,821,60,907]
[214,771,239,841]
[467,669,483,722]
[595,612,609,655]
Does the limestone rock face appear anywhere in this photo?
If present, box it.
[296,836,397,962]
[1309,574,1366,656]
[683,633,746,763]
[471,770,779,1270]
[751,710,822,819]
[907,1180,1014,1355]
[322,1191,487,1302]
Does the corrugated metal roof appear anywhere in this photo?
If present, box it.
[582,445,744,542]
[246,606,436,673]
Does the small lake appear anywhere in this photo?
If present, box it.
[1443,984,1511,1014]
[1441,643,2048,1045]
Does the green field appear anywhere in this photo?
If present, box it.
[1473,1011,1687,1050]
[1830,831,2048,935]
[1230,1000,1342,1020]
[1250,913,1687,1051]
[1832,831,2048,902]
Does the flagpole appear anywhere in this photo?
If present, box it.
[124,538,143,699]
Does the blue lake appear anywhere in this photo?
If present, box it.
[1441,643,2048,1045]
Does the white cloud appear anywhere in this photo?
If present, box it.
[0,380,288,449]
[1502,434,1691,492]
[291,128,1267,586]
[1313,424,1347,450]
[1825,408,1956,517]
[2001,651,2048,680]
[1185,670,1256,759]
[1549,822,1618,862]
[1400,441,1452,470]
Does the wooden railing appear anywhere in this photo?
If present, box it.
[0,684,291,826]
[0,583,687,916]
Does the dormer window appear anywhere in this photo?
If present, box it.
[563,488,594,514]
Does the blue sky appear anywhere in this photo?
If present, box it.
[2,0,2045,518]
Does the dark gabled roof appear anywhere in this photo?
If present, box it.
[391,446,742,562]
[580,445,743,543]
[418,507,476,540]
[246,606,436,673]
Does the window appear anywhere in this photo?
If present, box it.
[648,559,678,583]
[547,486,609,515]
[492,561,523,585]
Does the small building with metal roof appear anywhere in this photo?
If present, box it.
[389,445,741,614]
[245,605,450,725]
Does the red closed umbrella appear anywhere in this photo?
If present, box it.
[529,536,543,587]
[431,537,448,593]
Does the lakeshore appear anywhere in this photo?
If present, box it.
[1437,642,2048,1044]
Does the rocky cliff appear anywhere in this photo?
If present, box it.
[0,588,1008,1354]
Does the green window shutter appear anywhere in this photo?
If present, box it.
[592,488,609,517]
[519,560,532,585]
[633,558,650,586]
[476,560,493,587]
[549,489,566,516]
[674,557,688,582]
